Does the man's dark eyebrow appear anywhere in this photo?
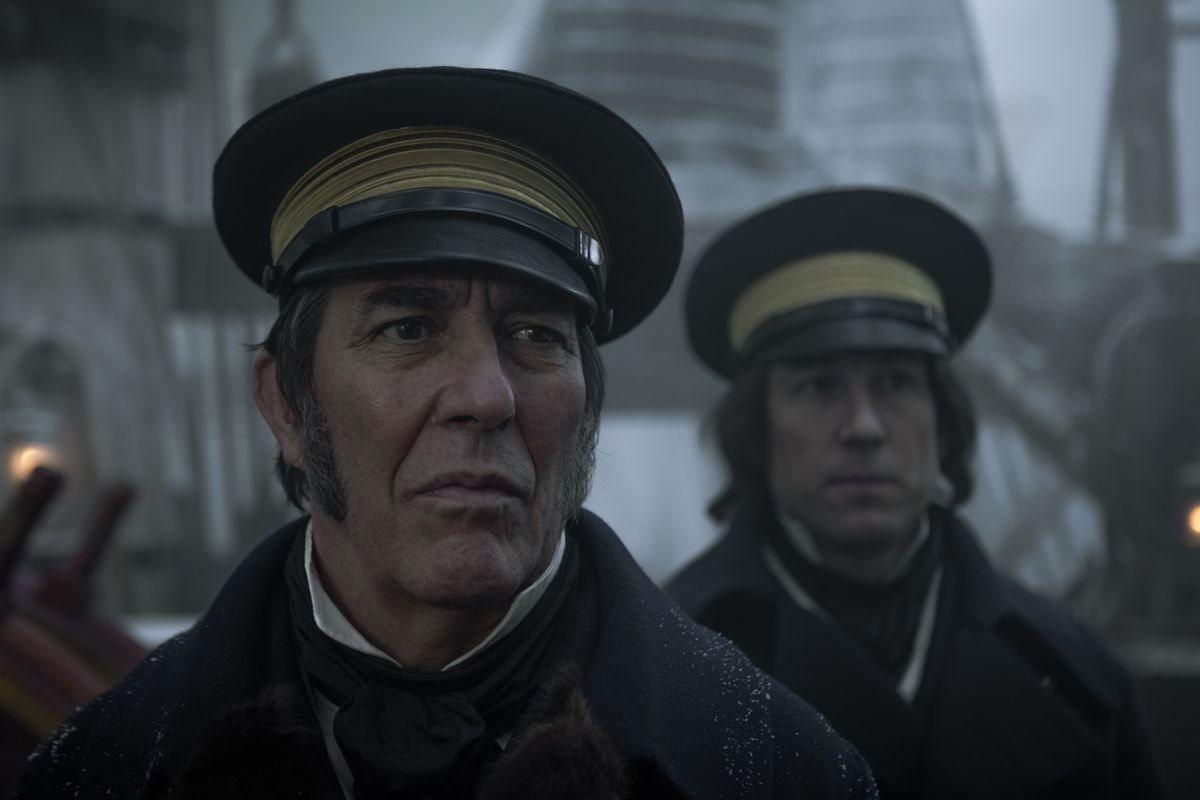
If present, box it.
[356,283,455,315]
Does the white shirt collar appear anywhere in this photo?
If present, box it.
[303,521,566,672]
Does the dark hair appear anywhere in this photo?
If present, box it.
[707,355,977,521]
[928,358,977,508]
[257,282,605,514]
[571,325,605,516]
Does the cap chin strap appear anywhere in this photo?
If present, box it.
[262,187,610,335]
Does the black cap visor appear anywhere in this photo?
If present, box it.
[287,214,596,317]
[737,298,952,371]
[746,317,950,369]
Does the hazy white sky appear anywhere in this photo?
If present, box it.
[966,0,1112,234]
[219,0,1197,238]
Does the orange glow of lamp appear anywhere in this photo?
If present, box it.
[1187,504,1200,547]
[8,444,57,483]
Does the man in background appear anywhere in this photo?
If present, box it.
[669,187,1166,799]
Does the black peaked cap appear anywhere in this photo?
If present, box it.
[686,188,992,377]
[213,67,683,343]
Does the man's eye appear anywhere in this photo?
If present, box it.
[786,376,827,396]
[512,325,564,346]
[881,372,917,390]
[381,319,431,341]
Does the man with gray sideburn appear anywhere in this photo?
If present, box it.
[18,69,876,800]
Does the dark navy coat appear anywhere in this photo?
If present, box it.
[18,512,877,799]
[668,507,1167,800]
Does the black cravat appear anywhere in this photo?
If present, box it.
[767,513,942,681]
[285,531,578,800]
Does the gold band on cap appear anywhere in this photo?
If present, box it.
[728,251,945,349]
[269,127,606,282]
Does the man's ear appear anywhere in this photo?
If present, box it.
[253,354,304,470]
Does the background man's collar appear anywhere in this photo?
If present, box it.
[773,505,931,582]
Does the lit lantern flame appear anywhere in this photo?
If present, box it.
[8,445,55,482]
[1188,504,1200,546]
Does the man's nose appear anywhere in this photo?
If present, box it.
[839,385,886,445]
[435,334,516,430]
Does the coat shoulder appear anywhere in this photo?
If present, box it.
[577,511,877,798]
[657,600,879,799]
[16,519,306,798]
[17,624,206,797]
[994,572,1132,710]
[941,510,1132,710]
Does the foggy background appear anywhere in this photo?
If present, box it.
[3,0,1199,666]
[4,0,1200,792]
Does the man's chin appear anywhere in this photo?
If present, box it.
[810,514,918,558]
[411,547,530,609]
[420,587,512,611]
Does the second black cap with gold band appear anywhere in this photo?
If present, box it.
[686,187,993,377]
[213,66,683,343]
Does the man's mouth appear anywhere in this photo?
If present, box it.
[418,471,527,501]
[825,474,897,489]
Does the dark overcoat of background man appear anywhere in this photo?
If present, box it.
[668,188,1167,799]
[16,70,877,799]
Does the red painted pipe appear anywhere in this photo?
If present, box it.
[36,482,136,615]
[0,614,107,706]
[0,468,64,598]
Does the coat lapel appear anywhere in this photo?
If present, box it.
[752,509,1116,799]
[769,601,925,794]
[919,513,1111,798]
[921,628,1109,798]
